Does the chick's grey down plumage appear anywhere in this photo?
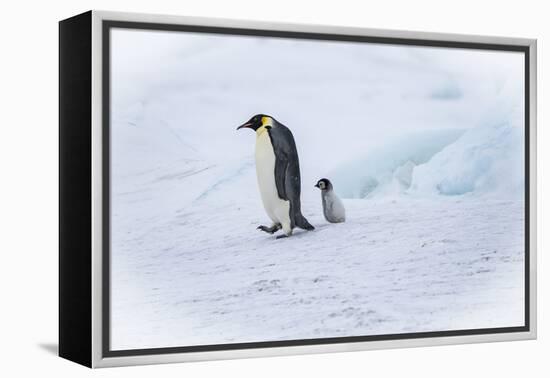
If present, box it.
[322,191,346,223]
[315,178,346,223]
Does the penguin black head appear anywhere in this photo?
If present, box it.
[237,114,274,132]
[315,178,333,191]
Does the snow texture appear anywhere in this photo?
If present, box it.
[109,29,526,350]
[409,122,525,197]
[112,197,524,349]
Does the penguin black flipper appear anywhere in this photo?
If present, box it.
[273,152,289,201]
[268,123,315,231]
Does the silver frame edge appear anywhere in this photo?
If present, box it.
[91,10,104,369]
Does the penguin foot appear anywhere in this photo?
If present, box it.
[277,227,292,239]
[257,224,281,234]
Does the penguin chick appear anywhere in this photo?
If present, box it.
[314,178,346,223]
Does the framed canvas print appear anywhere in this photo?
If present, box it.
[59,10,537,368]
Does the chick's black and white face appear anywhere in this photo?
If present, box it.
[315,179,332,191]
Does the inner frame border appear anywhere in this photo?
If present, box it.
[99,16,533,360]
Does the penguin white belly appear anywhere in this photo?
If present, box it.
[255,131,291,227]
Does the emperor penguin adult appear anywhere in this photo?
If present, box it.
[314,178,346,223]
[237,114,314,238]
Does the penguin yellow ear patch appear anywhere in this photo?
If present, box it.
[256,116,273,134]
[261,116,273,127]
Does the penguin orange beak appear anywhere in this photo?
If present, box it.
[237,122,253,130]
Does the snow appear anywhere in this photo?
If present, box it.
[330,121,525,199]
[108,29,526,350]
[409,122,525,197]
[111,196,524,349]
[329,129,465,198]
